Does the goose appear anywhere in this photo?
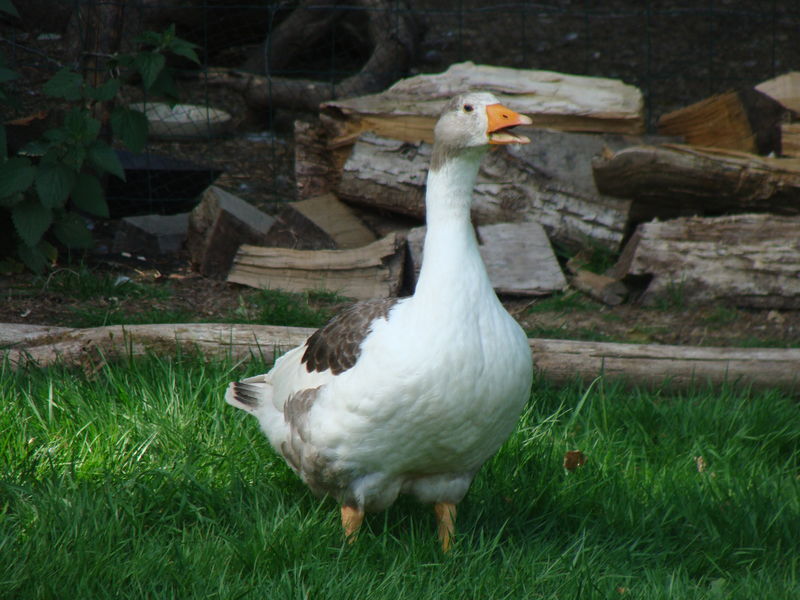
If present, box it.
[226,91,534,552]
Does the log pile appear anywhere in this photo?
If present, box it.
[188,62,800,312]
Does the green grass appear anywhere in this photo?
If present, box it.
[35,264,171,302]
[232,288,344,328]
[527,291,601,314]
[2,353,799,599]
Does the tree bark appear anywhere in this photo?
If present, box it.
[5,323,800,393]
[609,213,800,309]
[337,132,633,251]
[206,0,419,112]
[592,144,800,215]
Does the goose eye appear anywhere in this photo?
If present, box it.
[463,104,474,113]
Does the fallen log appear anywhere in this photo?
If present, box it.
[206,0,420,112]
[4,323,799,393]
[337,131,634,250]
[609,213,800,309]
[592,144,800,215]
[227,232,404,300]
[323,61,645,146]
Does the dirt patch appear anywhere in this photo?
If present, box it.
[2,250,799,349]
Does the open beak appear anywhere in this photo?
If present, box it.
[486,103,532,145]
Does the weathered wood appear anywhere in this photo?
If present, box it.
[337,131,633,250]
[263,193,377,250]
[755,71,800,113]
[530,338,800,392]
[570,270,628,306]
[187,186,275,278]
[405,222,567,296]
[227,233,404,299]
[610,214,800,309]
[294,119,346,199]
[323,61,645,146]
[780,122,800,158]
[5,323,799,393]
[1,323,313,368]
[592,144,800,215]
[657,89,790,154]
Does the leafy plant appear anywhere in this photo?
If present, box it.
[0,3,199,273]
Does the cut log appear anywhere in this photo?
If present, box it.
[780,122,800,158]
[112,213,189,255]
[263,193,377,250]
[227,233,404,300]
[755,72,800,113]
[187,186,275,278]
[610,214,800,309]
[5,323,799,393]
[322,61,645,146]
[570,270,628,306]
[405,222,567,296]
[592,144,800,215]
[337,130,635,250]
[657,89,791,154]
[294,119,347,199]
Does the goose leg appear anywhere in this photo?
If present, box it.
[341,505,365,543]
[433,502,457,552]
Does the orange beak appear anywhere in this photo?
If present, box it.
[486,103,532,144]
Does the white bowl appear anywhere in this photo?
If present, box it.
[129,102,232,141]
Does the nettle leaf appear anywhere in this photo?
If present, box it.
[17,240,56,274]
[168,38,200,64]
[0,125,6,159]
[62,144,87,171]
[64,108,100,143]
[12,197,53,247]
[111,106,148,152]
[35,162,76,208]
[53,212,93,248]
[88,140,125,180]
[0,156,35,197]
[0,0,19,18]
[43,68,84,101]
[71,172,108,217]
[148,68,179,102]
[0,66,19,84]
[0,191,23,208]
[85,78,121,102]
[134,51,166,89]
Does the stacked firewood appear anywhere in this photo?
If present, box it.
[187,62,800,309]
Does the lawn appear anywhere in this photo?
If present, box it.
[1,352,799,599]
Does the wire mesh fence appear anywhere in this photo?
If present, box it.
[2,0,799,214]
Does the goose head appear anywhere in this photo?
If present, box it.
[431,92,532,170]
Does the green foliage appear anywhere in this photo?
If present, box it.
[0,20,199,273]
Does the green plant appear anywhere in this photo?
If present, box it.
[0,3,198,272]
[244,288,344,328]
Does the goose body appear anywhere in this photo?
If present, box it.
[226,92,534,550]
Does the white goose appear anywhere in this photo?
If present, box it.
[226,91,534,551]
